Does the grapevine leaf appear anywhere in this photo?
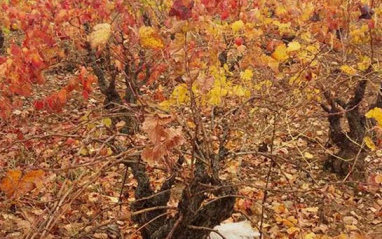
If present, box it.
[89,23,111,49]
[364,136,376,151]
[365,107,382,126]
[340,65,357,76]
[0,169,45,198]
[139,26,164,49]
[271,44,289,61]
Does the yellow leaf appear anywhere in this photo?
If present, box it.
[107,147,113,156]
[87,123,96,130]
[358,56,371,71]
[102,117,112,128]
[263,80,272,87]
[232,85,246,96]
[271,44,289,61]
[139,26,164,49]
[364,136,376,151]
[287,41,301,52]
[272,20,291,34]
[275,6,287,17]
[159,100,172,110]
[232,20,244,32]
[366,107,382,126]
[79,147,89,156]
[281,216,297,227]
[300,31,313,42]
[304,207,319,213]
[304,232,316,239]
[106,196,119,203]
[340,65,357,76]
[287,226,300,235]
[273,203,286,213]
[240,69,253,81]
[89,23,111,49]
[304,152,314,159]
[264,56,279,72]
[171,84,189,104]
[208,94,222,105]
[289,75,300,85]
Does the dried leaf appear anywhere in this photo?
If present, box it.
[142,115,184,168]
[0,169,45,198]
[89,23,111,49]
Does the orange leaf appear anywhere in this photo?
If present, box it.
[66,77,79,92]
[0,170,22,198]
[19,169,45,194]
[0,169,45,198]
[58,89,67,104]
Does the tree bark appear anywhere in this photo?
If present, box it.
[0,29,4,54]
[126,154,236,239]
[321,80,367,179]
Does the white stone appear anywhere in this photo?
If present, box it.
[208,221,260,239]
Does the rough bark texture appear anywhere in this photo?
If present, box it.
[321,80,368,179]
[123,122,235,238]
[126,156,236,239]
[0,29,4,54]
[320,79,382,179]
[84,23,137,133]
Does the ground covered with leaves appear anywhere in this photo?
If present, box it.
[1,77,382,238]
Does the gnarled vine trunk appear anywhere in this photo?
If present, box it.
[321,80,367,179]
[126,156,236,239]
[322,80,382,179]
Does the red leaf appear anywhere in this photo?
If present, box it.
[46,97,55,110]
[82,90,90,99]
[17,132,24,140]
[367,19,375,29]
[220,11,229,20]
[169,0,194,20]
[34,100,45,110]
[66,137,76,145]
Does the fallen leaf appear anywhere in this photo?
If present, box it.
[0,169,45,198]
